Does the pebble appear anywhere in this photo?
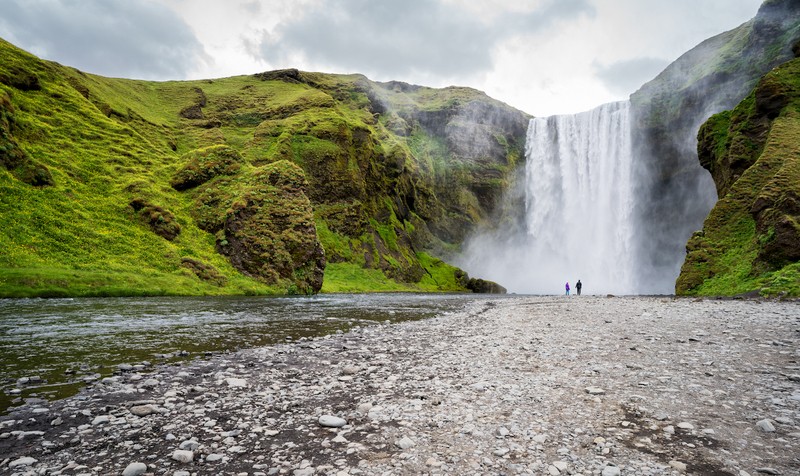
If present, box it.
[8,457,37,468]
[395,436,415,449]
[122,462,147,476]
[757,419,776,432]
[130,404,159,416]
[171,450,194,463]
[601,466,621,476]
[0,297,796,475]
[669,460,687,472]
[318,415,347,428]
[91,415,110,426]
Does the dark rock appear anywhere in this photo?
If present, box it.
[179,104,204,120]
[254,69,304,84]
[0,67,41,91]
[129,198,181,241]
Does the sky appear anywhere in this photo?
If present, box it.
[0,0,765,117]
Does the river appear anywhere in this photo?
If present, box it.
[0,293,490,414]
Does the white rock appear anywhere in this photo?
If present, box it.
[92,415,110,426]
[677,422,694,430]
[756,419,776,432]
[318,415,346,428]
[122,462,148,476]
[172,450,194,463]
[669,460,687,472]
[226,377,248,388]
[553,461,568,471]
[601,466,621,476]
[8,457,37,468]
[130,404,159,416]
[206,453,223,462]
[395,436,415,449]
[585,386,605,395]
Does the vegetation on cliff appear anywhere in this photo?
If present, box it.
[629,0,800,292]
[677,54,800,297]
[0,38,526,297]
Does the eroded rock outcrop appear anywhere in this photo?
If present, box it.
[677,55,800,296]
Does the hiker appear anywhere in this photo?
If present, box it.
[565,281,570,296]
[576,280,582,296]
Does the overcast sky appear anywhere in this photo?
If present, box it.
[0,0,764,116]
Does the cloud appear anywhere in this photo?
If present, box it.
[258,0,593,81]
[593,57,670,96]
[0,0,208,80]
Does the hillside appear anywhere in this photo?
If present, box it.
[677,52,800,297]
[0,39,527,297]
[629,0,800,292]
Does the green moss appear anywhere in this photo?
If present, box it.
[0,37,527,297]
[678,58,800,297]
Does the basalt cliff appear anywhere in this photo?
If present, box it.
[629,0,800,294]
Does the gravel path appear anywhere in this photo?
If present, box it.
[1,296,798,476]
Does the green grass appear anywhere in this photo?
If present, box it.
[0,38,500,296]
[320,262,415,293]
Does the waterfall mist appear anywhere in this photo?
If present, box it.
[458,101,638,295]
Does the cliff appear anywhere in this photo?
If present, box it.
[0,39,526,297]
[677,51,800,297]
[629,0,800,292]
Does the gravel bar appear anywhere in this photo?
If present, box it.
[1,296,799,476]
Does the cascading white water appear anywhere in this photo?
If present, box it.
[458,100,636,295]
[523,100,635,294]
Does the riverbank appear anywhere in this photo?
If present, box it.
[1,296,798,475]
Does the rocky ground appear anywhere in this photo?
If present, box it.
[1,296,799,476]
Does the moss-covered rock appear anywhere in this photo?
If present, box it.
[193,160,325,293]
[677,56,800,297]
[631,0,800,289]
[180,257,227,286]
[129,198,181,241]
[171,145,244,191]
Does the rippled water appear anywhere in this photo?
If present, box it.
[0,293,485,414]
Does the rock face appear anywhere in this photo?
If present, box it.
[629,0,800,293]
[677,54,800,296]
[192,160,326,294]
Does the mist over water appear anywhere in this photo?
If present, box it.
[459,101,638,295]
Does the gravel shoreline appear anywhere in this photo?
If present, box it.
[1,296,798,476]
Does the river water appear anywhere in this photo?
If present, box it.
[0,293,487,414]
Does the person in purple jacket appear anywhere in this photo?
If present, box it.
[565,281,570,296]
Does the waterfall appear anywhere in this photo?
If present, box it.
[458,100,637,295]
[524,100,635,294]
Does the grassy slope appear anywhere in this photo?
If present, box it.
[677,58,800,297]
[0,39,516,297]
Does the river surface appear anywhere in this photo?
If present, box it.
[0,293,490,414]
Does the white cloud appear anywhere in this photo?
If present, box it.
[0,0,765,115]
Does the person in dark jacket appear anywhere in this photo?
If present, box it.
[576,280,582,296]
